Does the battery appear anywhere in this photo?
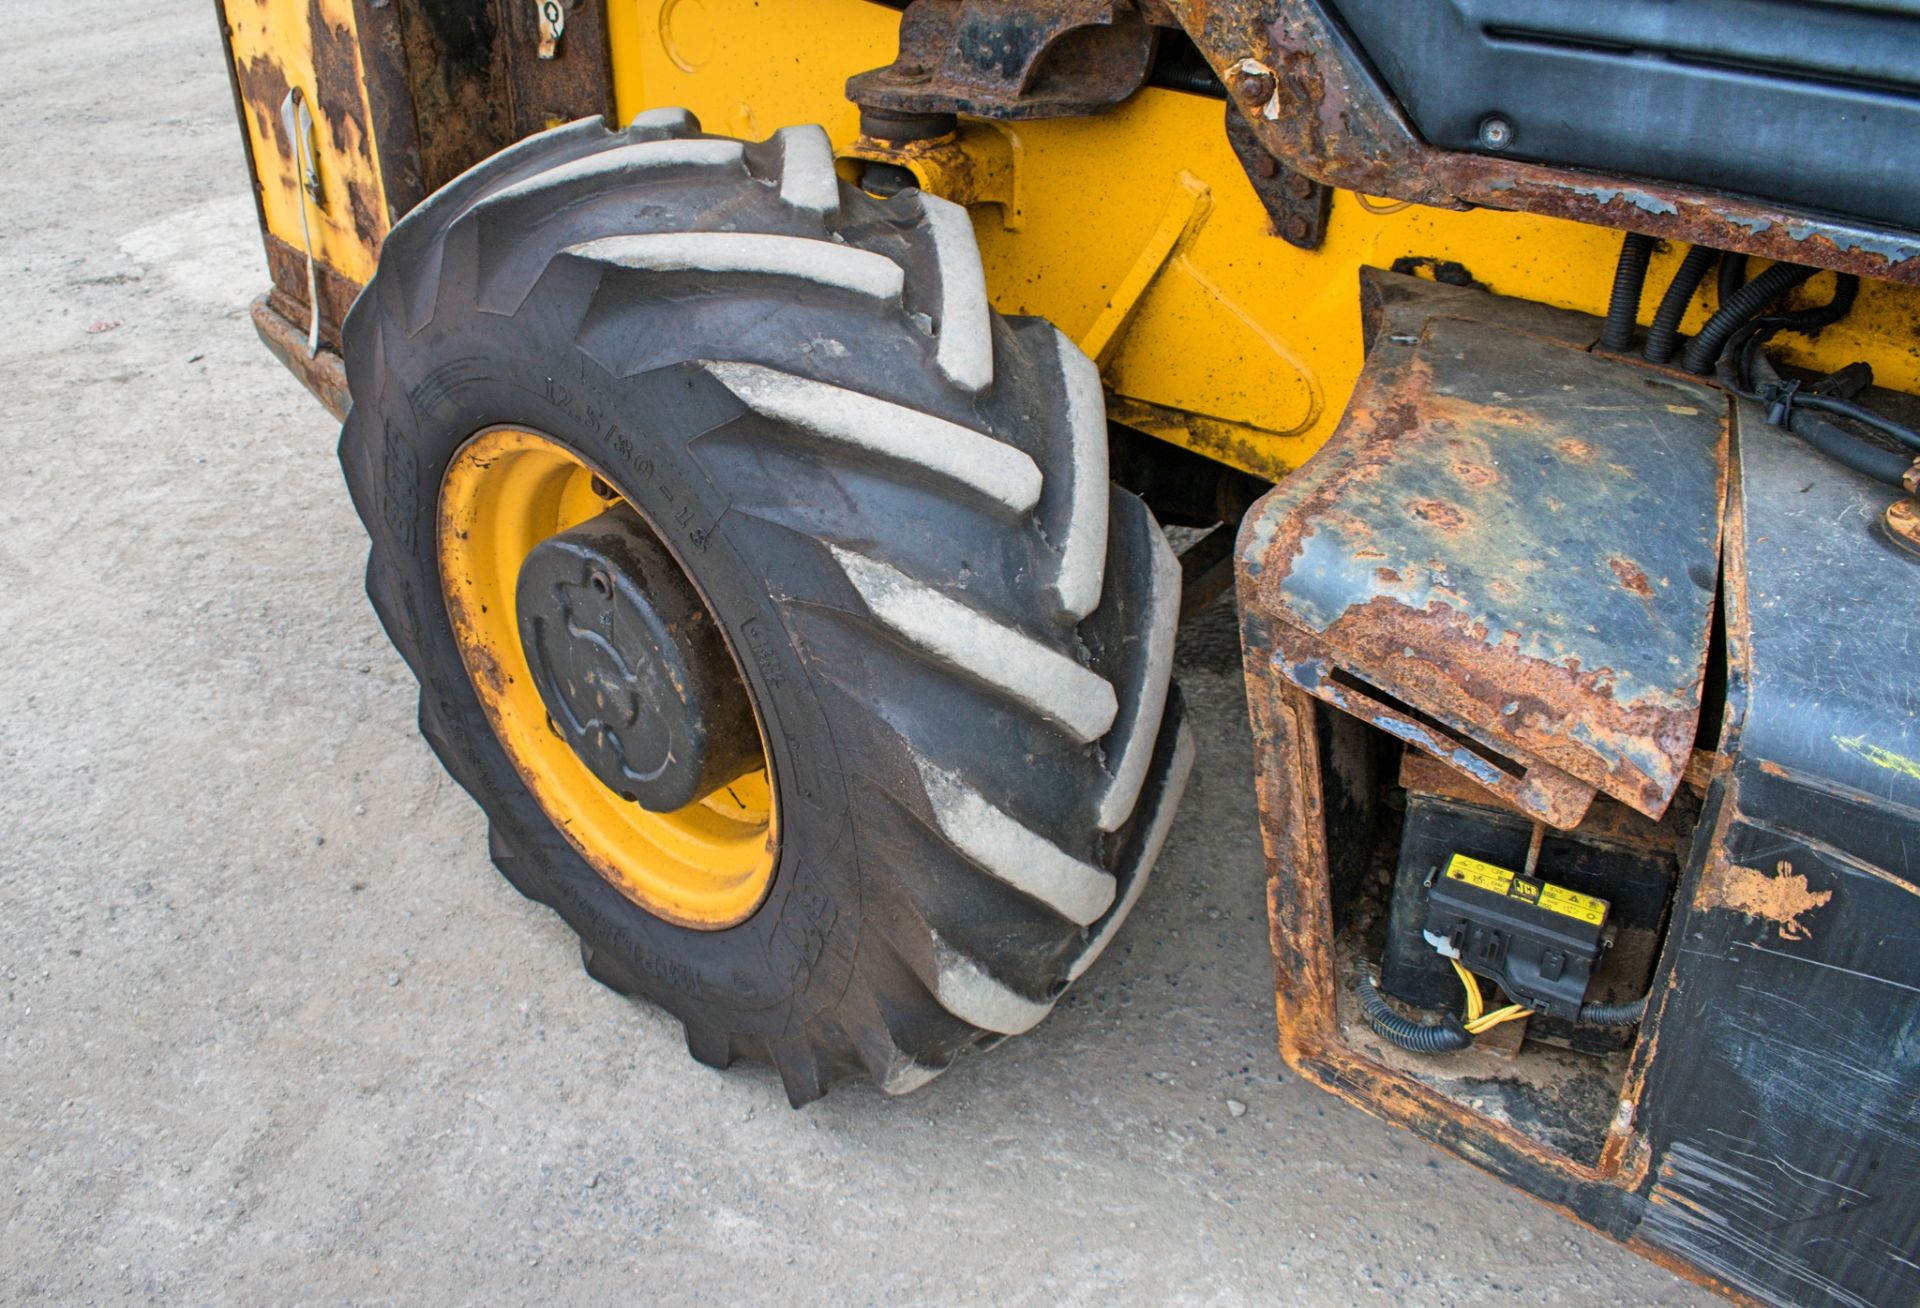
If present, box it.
[1422,853,1609,1021]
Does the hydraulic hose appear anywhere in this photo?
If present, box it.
[1355,972,1472,1053]
[1790,392,1920,453]
[1717,251,1748,308]
[1643,245,1718,364]
[1601,232,1657,352]
[1683,261,1818,374]
[1719,346,1914,487]
[1577,995,1649,1027]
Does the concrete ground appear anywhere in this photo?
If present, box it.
[0,4,1720,1303]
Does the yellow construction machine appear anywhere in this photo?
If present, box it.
[216,3,1920,1301]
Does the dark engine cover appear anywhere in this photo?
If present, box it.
[1328,0,1920,231]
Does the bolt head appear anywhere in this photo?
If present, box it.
[1231,59,1277,105]
[1282,215,1310,241]
[1477,115,1514,151]
[1284,173,1313,200]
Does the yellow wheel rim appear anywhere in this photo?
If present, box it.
[437,427,777,929]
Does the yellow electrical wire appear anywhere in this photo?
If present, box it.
[1466,1004,1531,1035]
[1452,958,1533,1035]
[1450,958,1485,1024]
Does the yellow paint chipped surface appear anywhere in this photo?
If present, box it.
[603,0,1920,478]
[221,0,387,282]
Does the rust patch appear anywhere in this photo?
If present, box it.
[235,53,293,160]
[1610,557,1653,600]
[1452,459,1497,487]
[347,179,382,249]
[250,295,348,420]
[263,232,363,351]
[1697,858,1833,940]
[1557,438,1596,463]
[1407,498,1465,530]
[1323,591,1691,815]
[308,6,370,161]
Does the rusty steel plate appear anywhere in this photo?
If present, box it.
[1240,313,1728,824]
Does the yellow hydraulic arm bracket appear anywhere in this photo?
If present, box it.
[838,122,1024,230]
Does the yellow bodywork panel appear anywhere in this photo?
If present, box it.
[606,0,1920,479]
[222,0,389,283]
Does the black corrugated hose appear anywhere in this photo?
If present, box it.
[1577,995,1649,1026]
[1601,232,1657,352]
[1683,260,1819,374]
[1355,972,1472,1052]
[1760,271,1860,336]
[1643,244,1719,364]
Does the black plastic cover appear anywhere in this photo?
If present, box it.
[1423,852,1607,1021]
[1328,0,1920,230]
[1634,406,1920,1306]
[1383,789,1671,1049]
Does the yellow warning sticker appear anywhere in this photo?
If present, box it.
[1445,854,1514,895]
[1538,882,1608,925]
[1445,854,1608,925]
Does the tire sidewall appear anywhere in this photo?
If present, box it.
[351,312,860,1038]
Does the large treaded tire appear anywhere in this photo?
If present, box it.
[337,110,1193,1105]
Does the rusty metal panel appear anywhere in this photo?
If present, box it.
[1240,278,1727,823]
[219,0,394,291]
[217,0,616,351]
[1235,396,1920,1304]
[1165,0,1920,284]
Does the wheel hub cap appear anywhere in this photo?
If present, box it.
[516,508,760,813]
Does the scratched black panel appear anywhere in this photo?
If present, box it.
[1634,410,1920,1307]
[1725,411,1920,883]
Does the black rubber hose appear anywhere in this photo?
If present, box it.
[1642,245,1719,364]
[1717,251,1748,308]
[1779,412,1912,485]
[1601,232,1657,352]
[1720,348,1913,487]
[1683,261,1818,374]
[1790,393,1920,453]
[1746,343,1920,450]
[1355,973,1472,1053]
[1578,995,1649,1026]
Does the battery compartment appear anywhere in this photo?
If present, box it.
[1314,709,1696,1168]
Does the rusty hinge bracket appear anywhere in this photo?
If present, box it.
[847,0,1157,121]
